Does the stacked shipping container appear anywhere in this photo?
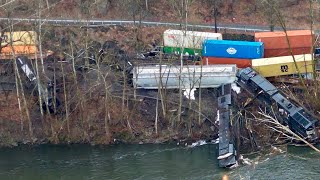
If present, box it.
[202,57,252,68]
[0,31,38,58]
[255,30,314,58]
[252,30,314,77]
[202,40,264,68]
[252,54,313,77]
[200,30,315,77]
[163,29,222,56]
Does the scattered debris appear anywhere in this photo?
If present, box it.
[183,88,196,100]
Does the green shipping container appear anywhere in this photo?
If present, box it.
[163,46,202,56]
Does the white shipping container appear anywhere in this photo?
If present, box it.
[163,29,222,49]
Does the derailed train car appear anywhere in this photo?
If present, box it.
[237,67,318,141]
[0,31,53,59]
[132,64,237,89]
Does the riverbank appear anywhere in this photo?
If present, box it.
[0,24,319,154]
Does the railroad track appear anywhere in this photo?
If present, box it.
[0,17,311,33]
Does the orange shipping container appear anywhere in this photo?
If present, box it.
[202,57,252,68]
[264,47,312,58]
[255,30,314,50]
[1,45,37,56]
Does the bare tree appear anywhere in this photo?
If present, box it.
[262,0,307,88]
[257,109,320,153]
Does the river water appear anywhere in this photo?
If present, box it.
[0,143,319,180]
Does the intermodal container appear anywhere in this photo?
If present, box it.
[255,30,314,50]
[1,31,37,46]
[1,45,37,56]
[202,40,264,59]
[163,29,222,55]
[202,57,252,68]
[252,54,313,77]
[264,47,312,58]
[163,47,202,56]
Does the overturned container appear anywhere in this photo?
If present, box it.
[203,40,264,59]
[132,64,237,89]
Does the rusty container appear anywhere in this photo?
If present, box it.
[202,57,252,68]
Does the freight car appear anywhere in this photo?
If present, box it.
[132,64,237,89]
[143,29,317,78]
[237,67,318,141]
[16,56,60,113]
[1,31,37,46]
[0,31,53,59]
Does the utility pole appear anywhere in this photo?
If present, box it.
[214,0,218,33]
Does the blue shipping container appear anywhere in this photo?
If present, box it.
[203,40,264,59]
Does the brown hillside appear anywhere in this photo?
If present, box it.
[0,0,319,30]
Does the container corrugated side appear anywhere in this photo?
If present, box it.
[255,30,314,49]
[202,57,252,68]
[202,40,264,59]
[264,47,312,58]
[163,29,222,49]
[1,31,37,46]
[163,46,202,56]
[1,45,37,56]
[252,54,313,77]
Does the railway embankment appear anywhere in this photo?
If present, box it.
[0,25,319,158]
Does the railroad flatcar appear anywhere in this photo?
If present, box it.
[163,29,222,56]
